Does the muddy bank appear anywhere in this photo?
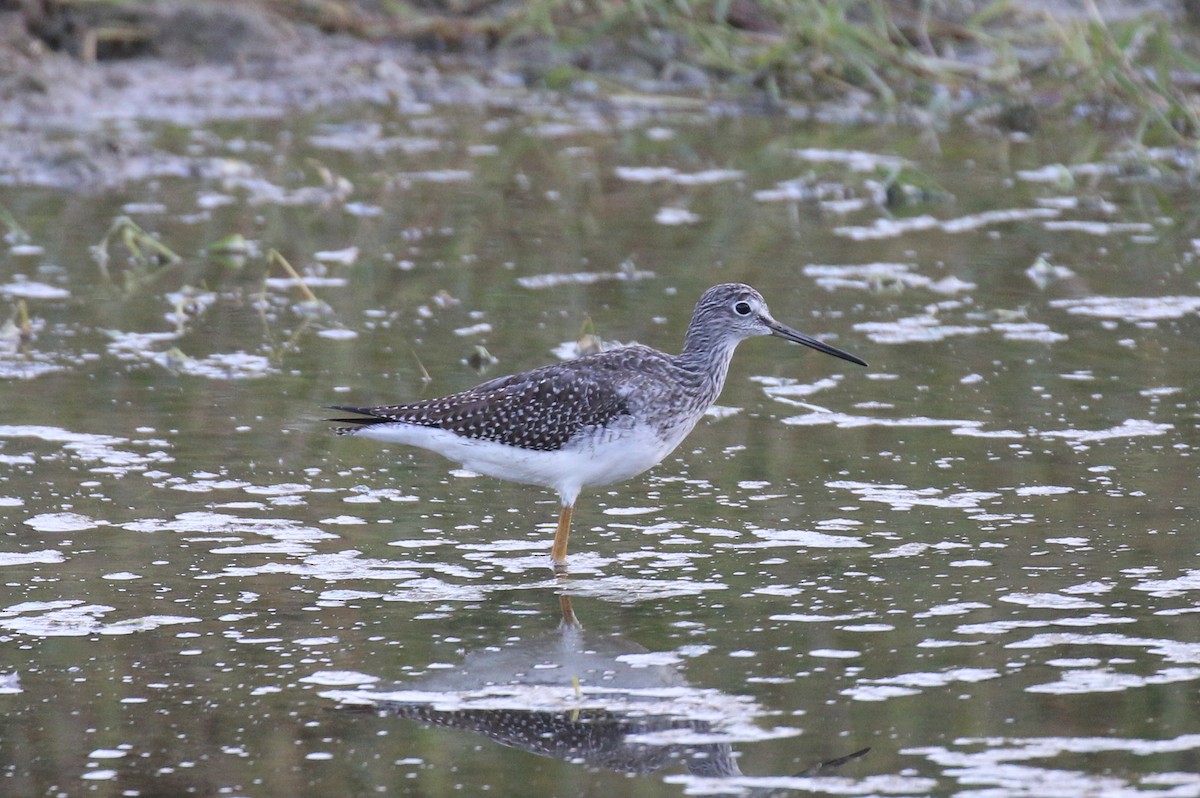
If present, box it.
[0,3,476,188]
[0,0,1193,189]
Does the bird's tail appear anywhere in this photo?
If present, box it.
[326,405,388,435]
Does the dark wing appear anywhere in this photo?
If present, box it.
[329,358,633,451]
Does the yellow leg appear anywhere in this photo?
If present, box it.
[550,503,574,568]
[558,594,579,628]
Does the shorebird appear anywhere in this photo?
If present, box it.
[330,283,865,569]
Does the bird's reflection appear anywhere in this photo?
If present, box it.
[324,595,868,782]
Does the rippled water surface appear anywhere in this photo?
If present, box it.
[2,98,1199,797]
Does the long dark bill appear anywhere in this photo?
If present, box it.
[768,319,867,367]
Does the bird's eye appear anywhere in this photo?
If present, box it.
[733,301,752,316]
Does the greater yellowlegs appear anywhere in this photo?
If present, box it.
[330,283,865,568]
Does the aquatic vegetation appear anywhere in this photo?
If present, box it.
[90,215,182,292]
[262,249,325,312]
[382,0,1200,142]
[205,232,254,270]
[0,300,33,354]
[1043,0,1200,143]
[0,202,31,246]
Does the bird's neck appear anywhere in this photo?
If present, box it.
[676,329,740,405]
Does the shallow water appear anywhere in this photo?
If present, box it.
[2,98,1199,797]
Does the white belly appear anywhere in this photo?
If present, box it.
[350,418,691,506]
